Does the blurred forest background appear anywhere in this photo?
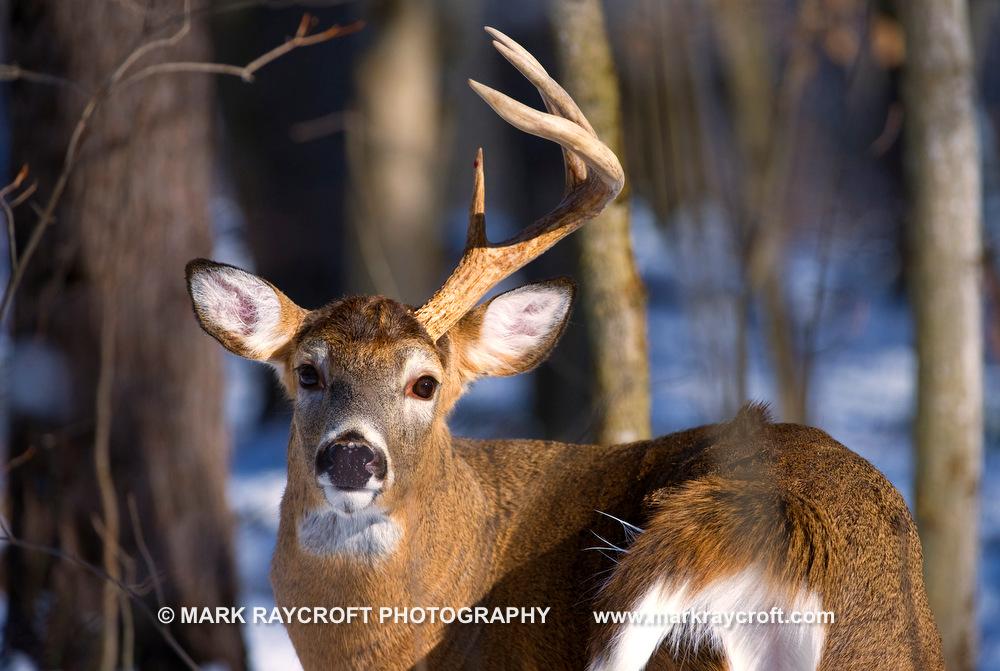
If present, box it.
[0,0,998,669]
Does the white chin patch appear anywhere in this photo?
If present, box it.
[316,468,383,516]
[321,484,378,516]
[298,504,401,560]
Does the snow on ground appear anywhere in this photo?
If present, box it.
[228,423,303,671]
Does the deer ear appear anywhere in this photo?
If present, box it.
[186,259,306,363]
[452,277,576,380]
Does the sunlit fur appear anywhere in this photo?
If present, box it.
[187,261,944,671]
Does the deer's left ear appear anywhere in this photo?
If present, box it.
[449,277,576,380]
[186,259,307,364]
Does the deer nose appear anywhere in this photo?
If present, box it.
[316,437,385,489]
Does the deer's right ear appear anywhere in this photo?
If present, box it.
[186,259,306,364]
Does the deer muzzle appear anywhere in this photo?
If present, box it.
[316,434,387,490]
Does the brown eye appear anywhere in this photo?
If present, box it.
[411,375,438,400]
[297,365,321,390]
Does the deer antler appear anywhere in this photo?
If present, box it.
[414,27,625,341]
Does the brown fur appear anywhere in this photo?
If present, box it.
[186,262,943,670]
[587,406,941,670]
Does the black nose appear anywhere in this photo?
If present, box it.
[315,438,384,489]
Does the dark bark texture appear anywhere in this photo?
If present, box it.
[5,2,245,669]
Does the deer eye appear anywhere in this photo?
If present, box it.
[297,365,322,390]
[410,375,438,400]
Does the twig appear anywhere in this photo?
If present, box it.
[128,494,165,607]
[119,17,363,86]
[94,291,120,671]
[0,64,94,97]
[0,2,356,96]
[3,178,40,274]
[120,586,135,671]
[0,91,96,324]
[92,513,138,671]
[9,181,37,209]
[1,166,28,270]
[0,517,201,671]
[0,165,29,200]
[121,0,357,29]
[0,11,362,326]
[1,444,36,474]
[111,0,193,86]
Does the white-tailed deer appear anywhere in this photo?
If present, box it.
[186,28,943,671]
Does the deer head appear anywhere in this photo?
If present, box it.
[186,27,622,557]
[187,262,575,516]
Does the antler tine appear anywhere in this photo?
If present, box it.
[484,27,596,137]
[414,29,625,342]
[468,81,621,193]
[484,27,592,185]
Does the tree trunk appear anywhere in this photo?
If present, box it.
[5,2,245,669]
[348,0,443,304]
[551,0,651,444]
[899,1,983,669]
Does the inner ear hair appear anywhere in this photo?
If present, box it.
[186,259,306,362]
[458,277,576,379]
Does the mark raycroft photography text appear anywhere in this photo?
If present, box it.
[159,606,551,626]
[160,604,835,628]
[593,607,836,627]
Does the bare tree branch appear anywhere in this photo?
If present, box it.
[0,65,93,96]
[114,0,195,83]
[0,444,36,475]
[0,517,202,671]
[128,494,166,607]
[119,17,363,86]
[94,293,120,671]
[1,166,29,270]
[0,11,362,325]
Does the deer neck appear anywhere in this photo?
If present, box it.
[274,425,495,609]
